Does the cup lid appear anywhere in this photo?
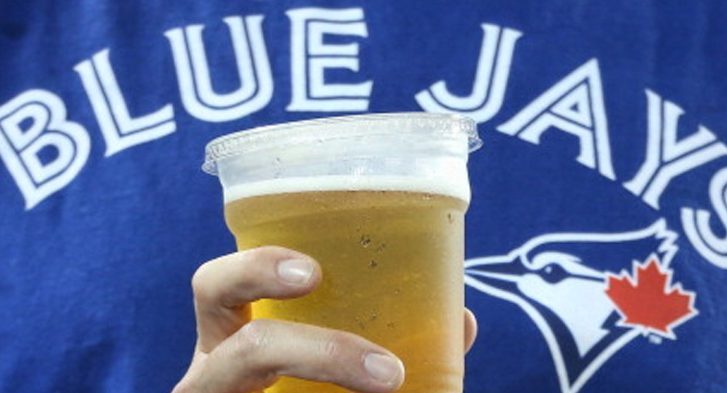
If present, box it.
[203,112,481,175]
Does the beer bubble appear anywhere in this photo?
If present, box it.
[393,289,401,295]
[354,316,366,330]
[360,235,372,248]
[386,322,396,329]
[447,212,454,224]
[369,259,379,268]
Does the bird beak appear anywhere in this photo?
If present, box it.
[465,254,528,290]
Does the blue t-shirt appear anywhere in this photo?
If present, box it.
[1,1,726,392]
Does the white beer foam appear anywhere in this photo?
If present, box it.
[224,175,471,203]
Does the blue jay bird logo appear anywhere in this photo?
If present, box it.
[465,220,698,393]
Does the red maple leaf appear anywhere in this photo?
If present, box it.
[605,257,697,339]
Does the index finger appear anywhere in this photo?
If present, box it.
[191,246,321,353]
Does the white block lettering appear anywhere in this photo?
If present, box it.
[682,167,727,269]
[165,15,273,122]
[497,59,615,180]
[0,90,90,209]
[75,49,176,157]
[415,24,522,123]
[624,90,727,208]
[287,8,371,112]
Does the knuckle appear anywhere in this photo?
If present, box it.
[219,256,260,307]
[321,330,355,360]
[235,319,273,353]
[235,248,273,281]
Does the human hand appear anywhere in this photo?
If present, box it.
[172,246,478,393]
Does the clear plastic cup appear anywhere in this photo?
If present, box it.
[204,113,481,393]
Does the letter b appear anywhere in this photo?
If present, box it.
[0,90,90,209]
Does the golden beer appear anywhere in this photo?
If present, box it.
[225,187,466,393]
[204,113,481,393]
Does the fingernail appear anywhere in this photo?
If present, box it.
[364,352,404,387]
[277,258,314,285]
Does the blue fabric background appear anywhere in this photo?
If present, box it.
[1,1,725,392]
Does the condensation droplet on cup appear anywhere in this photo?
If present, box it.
[360,235,372,248]
[369,260,378,268]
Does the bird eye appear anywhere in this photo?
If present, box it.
[540,263,566,283]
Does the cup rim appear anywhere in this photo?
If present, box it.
[202,112,481,175]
